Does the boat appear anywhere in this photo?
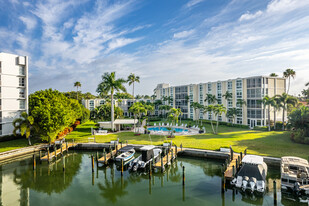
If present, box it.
[231,155,267,193]
[115,148,135,163]
[129,145,162,172]
[281,156,309,196]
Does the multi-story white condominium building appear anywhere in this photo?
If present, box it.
[82,99,153,117]
[154,76,286,128]
[0,52,28,136]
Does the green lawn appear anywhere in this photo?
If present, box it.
[64,121,309,159]
[0,138,35,153]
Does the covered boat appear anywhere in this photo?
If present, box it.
[231,155,267,193]
[115,147,135,163]
[281,156,309,196]
[129,145,162,172]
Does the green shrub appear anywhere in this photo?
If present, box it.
[292,128,305,143]
[304,137,309,144]
[254,126,268,131]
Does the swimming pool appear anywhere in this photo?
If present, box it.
[148,127,188,132]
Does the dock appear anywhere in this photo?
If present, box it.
[224,148,244,180]
[97,143,124,164]
[153,146,181,171]
[40,142,75,162]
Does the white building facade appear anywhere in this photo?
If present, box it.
[0,52,28,136]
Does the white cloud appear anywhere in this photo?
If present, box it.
[173,30,195,39]
[19,16,37,30]
[107,37,142,51]
[185,0,204,8]
[239,10,262,21]
[266,0,309,13]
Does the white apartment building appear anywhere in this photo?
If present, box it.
[154,76,286,128]
[0,52,28,136]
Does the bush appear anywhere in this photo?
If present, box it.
[254,126,268,131]
[291,128,305,143]
[304,137,309,144]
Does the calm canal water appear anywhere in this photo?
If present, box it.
[0,151,307,206]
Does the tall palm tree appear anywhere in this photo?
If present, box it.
[204,94,217,105]
[168,108,183,125]
[191,102,201,124]
[270,73,278,77]
[205,105,215,134]
[97,72,127,131]
[222,91,233,101]
[275,93,298,130]
[236,99,247,107]
[12,112,38,145]
[127,73,140,101]
[306,82,309,87]
[259,96,275,131]
[74,81,81,100]
[283,68,296,94]
[271,96,281,130]
[226,108,238,126]
[213,104,226,134]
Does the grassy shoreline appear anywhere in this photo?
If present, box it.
[1,121,308,159]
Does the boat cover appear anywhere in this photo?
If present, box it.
[237,164,267,181]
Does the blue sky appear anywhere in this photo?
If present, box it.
[0,0,308,96]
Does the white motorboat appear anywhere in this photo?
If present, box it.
[231,155,267,193]
[281,156,309,196]
[115,148,135,162]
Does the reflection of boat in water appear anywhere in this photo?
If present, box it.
[129,146,162,172]
[281,156,309,196]
[231,155,267,193]
[281,189,309,205]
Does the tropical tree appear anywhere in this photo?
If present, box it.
[283,68,296,94]
[190,102,202,124]
[259,96,275,131]
[204,94,217,105]
[144,103,155,125]
[12,112,38,145]
[159,105,172,119]
[288,106,309,143]
[222,91,233,101]
[168,108,183,125]
[93,104,123,121]
[205,105,215,134]
[275,93,298,130]
[226,108,238,126]
[271,96,281,130]
[129,102,147,133]
[236,99,247,107]
[213,104,226,134]
[270,73,278,77]
[127,73,140,101]
[74,81,81,100]
[97,72,127,131]
[151,94,156,100]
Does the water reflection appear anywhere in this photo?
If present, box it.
[0,152,308,206]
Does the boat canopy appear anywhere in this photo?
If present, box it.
[237,164,267,181]
[242,155,264,165]
[140,145,155,151]
[281,156,309,167]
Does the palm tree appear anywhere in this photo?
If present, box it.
[127,73,140,101]
[190,102,201,124]
[168,108,183,125]
[275,93,298,130]
[213,104,226,134]
[205,105,215,134]
[226,108,238,126]
[306,82,309,87]
[204,94,217,105]
[270,73,278,77]
[144,103,154,125]
[74,81,81,100]
[236,99,247,107]
[151,94,156,100]
[129,102,147,133]
[271,96,281,130]
[12,112,38,145]
[283,69,296,94]
[259,96,275,131]
[97,72,127,131]
[222,91,233,101]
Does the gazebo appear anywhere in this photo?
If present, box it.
[98,119,138,131]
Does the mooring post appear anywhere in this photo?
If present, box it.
[230,146,233,161]
[121,159,124,176]
[149,162,152,179]
[126,140,128,145]
[182,166,185,186]
[171,149,174,162]
[273,180,277,205]
[236,159,238,171]
[54,144,57,160]
[116,144,118,155]
[63,156,65,172]
[238,155,240,165]
[39,150,42,164]
[96,151,99,167]
[175,145,177,158]
[91,155,94,173]
[47,147,50,163]
[240,152,243,160]
[180,143,183,151]
[33,154,36,170]
[61,145,63,156]
[104,150,107,164]
[244,149,247,156]
[66,142,68,152]
[161,155,164,173]
[232,165,235,176]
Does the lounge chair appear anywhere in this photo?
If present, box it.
[159,123,161,126]
[167,123,169,126]
[154,123,156,126]
[181,124,184,127]
[176,123,178,127]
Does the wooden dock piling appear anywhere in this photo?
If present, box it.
[121,159,124,176]
[91,155,94,172]
[33,154,36,170]
[273,180,277,205]
[182,166,185,185]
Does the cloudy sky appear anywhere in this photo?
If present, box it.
[0,0,308,96]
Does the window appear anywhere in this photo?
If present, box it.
[237,118,242,124]
[99,100,105,105]
[19,78,25,86]
[19,66,25,75]
[19,100,25,109]
[228,100,233,108]
[19,88,25,98]
[89,100,94,110]
[0,61,2,73]
[236,80,242,89]
[236,90,242,99]
[237,109,242,117]
[208,84,212,92]
[218,115,222,121]
[217,82,222,91]
[228,81,232,91]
